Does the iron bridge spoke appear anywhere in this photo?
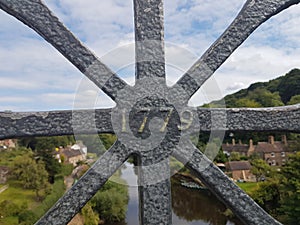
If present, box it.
[138,155,172,225]
[172,139,282,225]
[197,105,300,132]
[174,0,300,98]
[0,0,129,100]
[134,0,166,81]
[0,109,114,140]
[36,140,131,225]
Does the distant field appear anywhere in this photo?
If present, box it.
[0,181,38,209]
[237,182,259,194]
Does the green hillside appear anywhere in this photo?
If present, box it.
[206,68,300,108]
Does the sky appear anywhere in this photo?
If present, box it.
[0,0,300,111]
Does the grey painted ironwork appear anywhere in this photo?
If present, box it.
[1,105,299,140]
[0,0,300,225]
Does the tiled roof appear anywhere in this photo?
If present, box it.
[62,148,83,158]
[222,144,249,153]
[255,142,288,153]
[226,161,251,171]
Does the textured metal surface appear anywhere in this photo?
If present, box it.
[0,0,299,225]
[198,105,300,132]
[0,109,113,140]
[134,0,165,80]
[1,105,299,141]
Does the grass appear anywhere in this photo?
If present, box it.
[0,216,18,225]
[237,182,259,194]
[0,179,66,225]
[0,180,37,208]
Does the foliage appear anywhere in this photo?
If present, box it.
[18,210,38,225]
[18,136,75,150]
[34,178,65,219]
[229,152,241,161]
[60,163,74,176]
[91,180,129,223]
[277,68,300,104]
[250,159,272,182]
[235,98,262,108]
[279,152,300,224]
[81,202,100,225]
[0,200,21,217]
[99,134,117,150]
[214,149,228,163]
[11,152,50,200]
[287,94,300,105]
[35,148,62,183]
[252,181,281,215]
[208,68,300,108]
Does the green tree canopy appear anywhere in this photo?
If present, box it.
[11,152,50,200]
[287,94,300,105]
[279,152,300,224]
[250,159,272,182]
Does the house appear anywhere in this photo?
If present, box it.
[56,142,88,166]
[222,135,295,166]
[225,161,254,182]
[222,139,255,157]
[255,136,294,166]
[0,139,17,150]
[0,166,9,184]
[71,142,87,155]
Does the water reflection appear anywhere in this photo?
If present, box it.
[117,162,242,225]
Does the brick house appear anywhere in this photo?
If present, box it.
[0,139,16,151]
[55,142,88,166]
[222,135,295,166]
[225,161,254,181]
[255,136,294,166]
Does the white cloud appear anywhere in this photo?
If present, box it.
[0,1,300,111]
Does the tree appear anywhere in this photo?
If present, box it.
[229,152,241,161]
[248,88,284,107]
[250,159,272,182]
[252,180,281,216]
[279,152,300,224]
[81,202,100,225]
[287,94,300,105]
[11,152,50,200]
[35,148,61,183]
[91,181,128,223]
[235,98,262,108]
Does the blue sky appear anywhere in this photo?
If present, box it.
[0,0,300,111]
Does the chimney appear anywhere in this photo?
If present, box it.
[268,136,275,145]
[249,139,253,149]
[281,135,287,145]
[232,138,235,146]
[248,139,255,156]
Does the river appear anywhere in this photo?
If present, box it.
[113,162,243,225]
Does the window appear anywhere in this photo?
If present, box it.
[281,152,285,157]
[271,152,275,157]
[272,160,276,166]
